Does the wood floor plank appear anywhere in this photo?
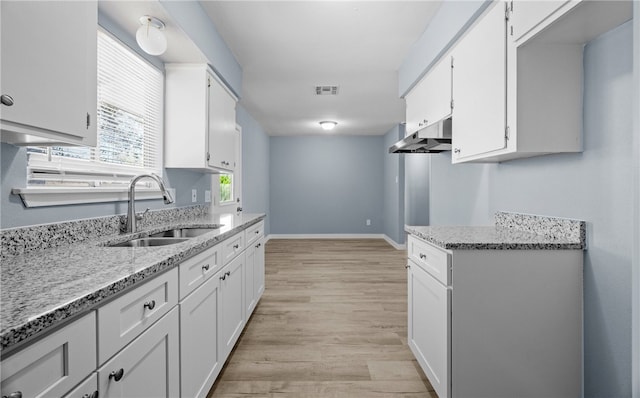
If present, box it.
[207,239,435,397]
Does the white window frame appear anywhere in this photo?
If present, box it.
[13,27,165,208]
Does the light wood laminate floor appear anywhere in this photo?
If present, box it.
[208,239,436,398]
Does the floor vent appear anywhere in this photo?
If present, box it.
[315,85,339,95]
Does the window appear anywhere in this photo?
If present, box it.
[25,28,163,191]
[220,174,233,203]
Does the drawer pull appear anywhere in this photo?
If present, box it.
[226,271,231,277]
[109,368,125,382]
[233,244,239,249]
[144,300,156,310]
[419,253,427,260]
[220,274,226,281]
[202,264,210,271]
[255,230,260,234]
[405,264,411,269]
[1,94,14,106]
[81,392,99,398]
[256,243,261,248]
[2,391,22,398]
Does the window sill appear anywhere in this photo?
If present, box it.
[11,187,165,208]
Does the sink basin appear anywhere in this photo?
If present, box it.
[108,237,190,248]
[148,225,223,238]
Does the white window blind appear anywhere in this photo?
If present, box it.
[27,29,163,189]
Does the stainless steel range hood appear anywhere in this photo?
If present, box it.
[389,117,452,153]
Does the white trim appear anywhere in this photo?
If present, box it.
[632,3,640,396]
[268,234,386,240]
[383,235,407,250]
[11,187,164,207]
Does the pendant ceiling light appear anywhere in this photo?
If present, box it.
[136,15,167,56]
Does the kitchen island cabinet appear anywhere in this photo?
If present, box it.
[406,212,585,398]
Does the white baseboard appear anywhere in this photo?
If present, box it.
[265,234,406,250]
[383,235,407,250]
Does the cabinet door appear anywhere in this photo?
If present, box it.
[510,0,572,43]
[180,276,222,398]
[0,1,97,146]
[245,243,258,317]
[255,239,266,299]
[62,373,98,398]
[1,313,96,398]
[451,1,507,162]
[408,261,450,398]
[98,308,179,398]
[219,254,245,359]
[208,74,237,171]
[405,78,429,135]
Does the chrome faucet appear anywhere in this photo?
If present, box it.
[126,173,175,233]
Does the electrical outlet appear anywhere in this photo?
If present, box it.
[191,189,197,203]
[366,219,371,226]
[204,190,211,203]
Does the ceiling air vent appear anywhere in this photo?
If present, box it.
[315,85,339,96]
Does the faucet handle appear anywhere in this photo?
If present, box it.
[136,208,150,221]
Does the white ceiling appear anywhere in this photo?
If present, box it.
[99,1,441,137]
[200,1,441,136]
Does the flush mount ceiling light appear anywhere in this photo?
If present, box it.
[136,15,167,56]
[319,121,337,131]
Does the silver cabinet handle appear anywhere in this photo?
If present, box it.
[144,300,156,310]
[233,244,239,249]
[202,264,210,271]
[220,274,226,281]
[226,271,231,277]
[206,152,211,161]
[255,230,260,234]
[1,94,14,106]
[82,392,99,398]
[256,243,261,248]
[109,368,125,382]
[419,253,427,260]
[2,392,22,398]
[454,148,461,154]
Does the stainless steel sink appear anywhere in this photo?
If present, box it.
[108,237,190,247]
[148,225,223,238]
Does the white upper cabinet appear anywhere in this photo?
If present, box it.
[451,1,507,163]
[164,64,238,173]
[405,52,453,136]
[0,1,97,146]
[450,0,631,163]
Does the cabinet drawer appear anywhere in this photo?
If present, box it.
[221,231,244,265]
[179,244,223,300]
[408,235,451,285]
[245,220,264,246]
[1,312,96,398]
[98,268,178,365]
[63,373,98,398]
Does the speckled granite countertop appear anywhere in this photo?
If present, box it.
[0,212,265,353]
[406,212,586,250]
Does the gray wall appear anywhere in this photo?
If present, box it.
[238,105,270,234]
[404,154,430,226]
[383,126,405,244]
[269,135,384,235]
[420,21,633,397]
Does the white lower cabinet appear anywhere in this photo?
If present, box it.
[0,313,96,398]
[408,259,450,398]
[179,275,222,398]
[219,253,246,359]
[407,235,583,398]
[2,221,265,398]
[98,307,179,398]
[63,373,98,398]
